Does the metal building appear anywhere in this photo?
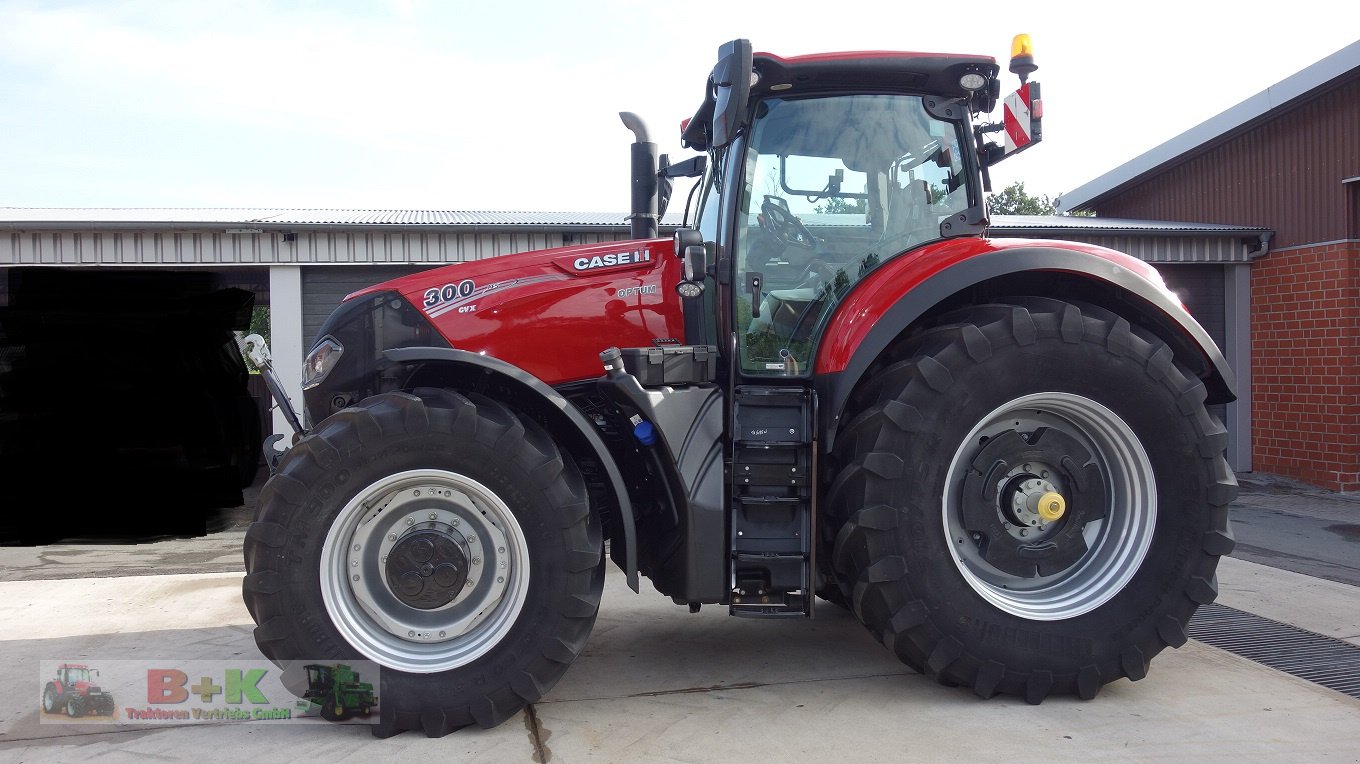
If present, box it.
[1,208,1264,472]
[1057,40,1360,490]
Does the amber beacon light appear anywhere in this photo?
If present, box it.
[1009,33,1037,82]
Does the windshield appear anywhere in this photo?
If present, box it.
[66,668,90,682]
[735,94,969,375]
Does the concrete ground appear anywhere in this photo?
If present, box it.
[1,476,1358,762]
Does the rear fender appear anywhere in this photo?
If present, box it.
[814,242,1236,451]
[383,347,639,592]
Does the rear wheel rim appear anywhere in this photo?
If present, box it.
[320,469,530,673]
[943,392,1156,621]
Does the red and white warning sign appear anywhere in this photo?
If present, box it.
[1003,82,1041,155]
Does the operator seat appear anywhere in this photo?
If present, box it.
[880,179,934,253]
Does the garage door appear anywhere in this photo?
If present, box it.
[301,265,442,346]
[1154,264,1227,425]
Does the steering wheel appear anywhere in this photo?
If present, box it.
[793,258,837,289]
[760,197,817,249]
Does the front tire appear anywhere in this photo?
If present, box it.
[42,685,57,713]
[243,390,604,737]
[828,298,1236,702]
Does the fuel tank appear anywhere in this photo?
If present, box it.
[349,237,686,385]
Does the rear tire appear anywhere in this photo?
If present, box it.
[243,390,604,737]
[827,299,1236,701]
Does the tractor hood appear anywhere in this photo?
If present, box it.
[338,238,687,386]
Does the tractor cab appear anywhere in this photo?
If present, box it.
[672,41,1035,378]
[303,664,334,696]
[733,91,972,372]
[58,665,92,684]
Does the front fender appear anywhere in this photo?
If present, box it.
[383,347,639,592]
[814,240,1236,451]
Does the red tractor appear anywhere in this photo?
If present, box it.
[43,664,116,717]
[243,36,1236,738]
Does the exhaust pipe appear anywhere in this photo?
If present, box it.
[620,112,659,240]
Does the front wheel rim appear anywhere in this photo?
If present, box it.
[943,393,1156,621]
[320,469,531,673]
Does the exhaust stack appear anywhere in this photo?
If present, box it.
[620,112,659,240]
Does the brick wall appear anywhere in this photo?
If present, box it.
[1251,241,1360,491]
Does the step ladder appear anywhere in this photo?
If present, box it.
[729,386,814,618]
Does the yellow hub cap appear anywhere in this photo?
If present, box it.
[1037,492,1067,522]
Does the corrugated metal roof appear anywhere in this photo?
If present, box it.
[0,208,686,229]
[1,208,1267,235]
[1056,39,1360,212]
[1,210,1269,267]
[989,215,1271,236]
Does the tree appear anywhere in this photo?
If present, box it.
[815,196,867,214]
[988,181,1095,216]
[987,181,1056,215]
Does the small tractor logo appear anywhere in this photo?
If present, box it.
[42,664,116,717]
[301,664,376,722]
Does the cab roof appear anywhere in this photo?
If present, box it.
[752,50,998,98]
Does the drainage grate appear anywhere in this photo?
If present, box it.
[1187,603,1360,699]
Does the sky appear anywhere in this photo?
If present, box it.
[1,1,1356,215]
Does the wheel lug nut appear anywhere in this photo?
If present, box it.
[439,631,446,638]
[472,557,481,565]
[467,535,477,543]
[497,546,505,553]
[408,631,415,637]
[429,513,437,520]
[352,574,360,581]
[406,518,414,525]
[388,534,396,541]
[353,544,360,551]
[452,519,460,526]
[414,490,421,497]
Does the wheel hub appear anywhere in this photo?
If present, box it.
[959,426,1107,579]
[320,470,529,673]
[1036,491,1067,522]
[944,393,1157,621]
[1000,471,1063,535]
[385,530,469,609]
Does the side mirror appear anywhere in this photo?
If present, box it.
[660,155,708,179]
[710,39,753,148]
[657,155,707,220]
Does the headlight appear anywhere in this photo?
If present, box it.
[301,337,343,389]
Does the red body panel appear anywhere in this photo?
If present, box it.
[815,237,1170,374]
[351,238,685,385]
